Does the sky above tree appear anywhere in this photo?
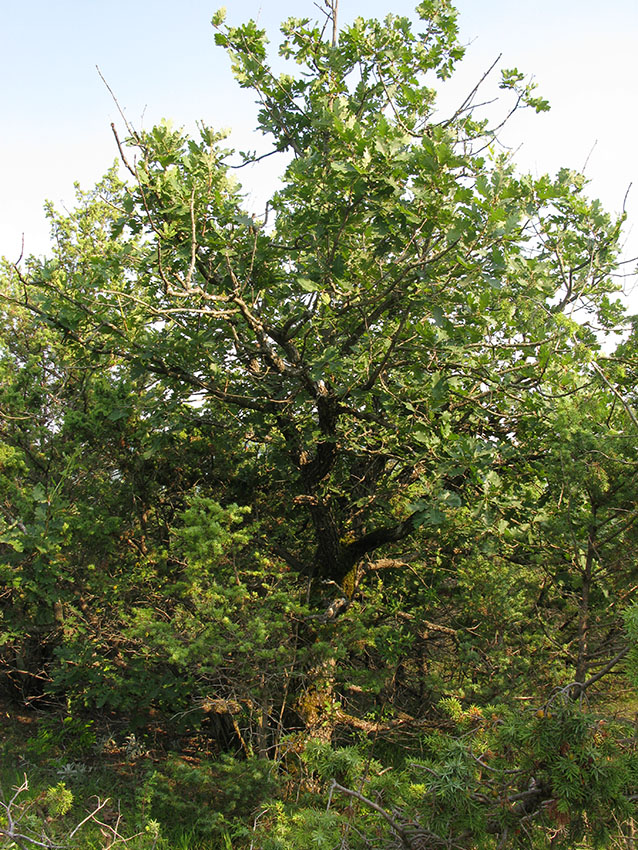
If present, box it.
[1,0,636,303]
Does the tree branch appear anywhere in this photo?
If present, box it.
[330,780,415,849]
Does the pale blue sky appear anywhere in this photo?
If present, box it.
[1,0,636,292]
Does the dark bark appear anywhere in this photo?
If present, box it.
[314,509,422,584]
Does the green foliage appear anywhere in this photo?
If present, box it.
[44,782,73,816]
[0,1,636,848]
[24,715,96,761]
[0,771,164,850]
[300,738,379,787]
[255,702,637,850]
[141,755,277,844]
[260,805,348,850]
[625,604,638,688]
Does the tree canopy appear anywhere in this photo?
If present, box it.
[1,2,637,848]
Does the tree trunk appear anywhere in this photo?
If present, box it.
[575,519,596,685]
[297,656,337,742]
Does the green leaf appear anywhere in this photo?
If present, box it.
[297,277,317,292]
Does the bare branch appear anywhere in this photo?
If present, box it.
[330,780,415,849]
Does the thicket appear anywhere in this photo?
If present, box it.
[1,1,637,847]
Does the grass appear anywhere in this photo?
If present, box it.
[0,698,255,849]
